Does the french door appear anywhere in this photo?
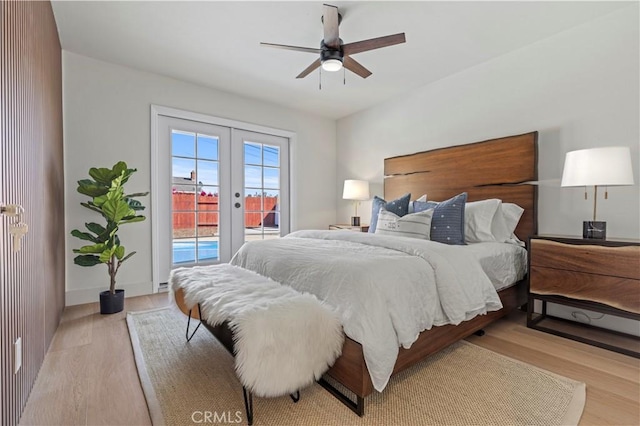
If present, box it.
[231,130,290,252]
[153,115,289,289]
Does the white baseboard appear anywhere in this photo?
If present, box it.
[65,281,154,306]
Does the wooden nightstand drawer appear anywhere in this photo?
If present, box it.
[530,266,640,314]
[530,239,640,280]
[527,235,640,358]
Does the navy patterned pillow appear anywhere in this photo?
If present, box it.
[369,193,411,233]
[413,192,468,244]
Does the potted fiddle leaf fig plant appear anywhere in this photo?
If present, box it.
[71,161,148,314]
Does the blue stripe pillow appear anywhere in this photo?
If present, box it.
[369,193,411,233]
[413,192,467,245]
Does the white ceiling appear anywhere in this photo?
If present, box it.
[51,1,630,119]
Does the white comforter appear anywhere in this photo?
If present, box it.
[230,230,502,391]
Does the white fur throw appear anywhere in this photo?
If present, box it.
[169,264,344,398]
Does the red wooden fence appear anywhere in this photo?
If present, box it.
[172,193,278,230]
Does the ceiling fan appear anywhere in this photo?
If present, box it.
[260,4,406,79]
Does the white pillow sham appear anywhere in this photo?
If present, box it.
[464,199,524,244]
[375,207,433,240]
[465,199,502,243]
[501,203,525,244]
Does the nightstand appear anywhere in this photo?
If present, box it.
[527,235,640,358]
[329,224,369,233]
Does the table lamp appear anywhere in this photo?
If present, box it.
[561,146,634,239]
[343,180,370,226]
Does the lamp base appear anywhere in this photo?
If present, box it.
[583,221,606,240]
[351,216,361,227]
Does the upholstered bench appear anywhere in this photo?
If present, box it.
[170,264,344,425]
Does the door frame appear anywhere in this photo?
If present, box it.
[150,105,297,292]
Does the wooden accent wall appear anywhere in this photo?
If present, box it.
[0,2,65,425]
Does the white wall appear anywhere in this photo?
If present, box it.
[337,5,639,240]
[336,6,639,335]
[63,51,337,305]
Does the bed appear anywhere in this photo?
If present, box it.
[174,131,538,415]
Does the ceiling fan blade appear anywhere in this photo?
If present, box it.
[296,59,321,79]
[342,33,406,56]
[343,56,372,79]
[260,42,321,54]
[323,4,340,48]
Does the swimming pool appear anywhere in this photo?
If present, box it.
[173,240,219,264]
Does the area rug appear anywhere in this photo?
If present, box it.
[127,307,585,426]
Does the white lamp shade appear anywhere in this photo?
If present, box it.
[342,180,370,201]
[561,146,635,187]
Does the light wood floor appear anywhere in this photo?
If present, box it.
[20,293,640,425]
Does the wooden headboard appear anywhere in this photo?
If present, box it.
[384,132,538,241]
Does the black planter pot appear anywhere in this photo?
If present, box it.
[99,289,125,314]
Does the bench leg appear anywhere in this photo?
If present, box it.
[242,387,254,425]
[186,304,203,342]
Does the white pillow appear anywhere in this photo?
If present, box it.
[465,200,525,244]
[465,199,502,243]
[501,203,525,243]
[489,202,525,244]
[375,208,433,240]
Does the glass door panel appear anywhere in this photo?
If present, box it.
[155,115,231,275]
[232,130,288,251]
[171,130,222,265]
[244,142,278,242]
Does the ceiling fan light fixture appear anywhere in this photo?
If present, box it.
[321,58,343,72]
[261,4,405,80]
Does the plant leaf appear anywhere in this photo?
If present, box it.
[75,243,106,254]
[74,254,103,267]
[93,194,109,207]
[114,245,125,260]
[120,251,136,263]
[85,222,105,235]
[116,162,137,185]
[77,180,109,197]
[126,199,146,211]
[71,229,98,242]
[120,215,146,224]
[112,161,128,177]
[102,199,134,222]
[99,248,115,263]
[80,202,104,215]
[84,222,109,243]
[125,192,149,198]
[89,167,117,185]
